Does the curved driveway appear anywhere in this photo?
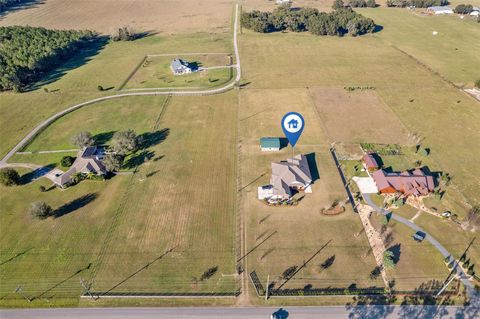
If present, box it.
[363,193,477,300]
[0,4,241,166]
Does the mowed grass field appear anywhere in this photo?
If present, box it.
[124,54,232,90]
[238,88,384,291]
[90,92,237,294]
[0,32,232,159]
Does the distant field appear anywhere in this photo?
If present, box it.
[0,0,233,34]
[123,54,233,90]
[309,88,412,145]
[238,88,383,291]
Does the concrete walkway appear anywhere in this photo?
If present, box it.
[0,4,241,167]
[362,193,477,301]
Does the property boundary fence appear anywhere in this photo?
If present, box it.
[329,146,358,213]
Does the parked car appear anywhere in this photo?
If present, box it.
[441,211,452,218]
[413,231,426,242]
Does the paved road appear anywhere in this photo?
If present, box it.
[1,305,478,319]
[363,193,478,300]
[0,4,241,166]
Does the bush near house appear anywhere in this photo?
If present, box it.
[241,5,376,36]
[454,4,474,14]
[60,156,76,167]
[0,168,20,186]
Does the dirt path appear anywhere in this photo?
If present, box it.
[357,204,390,289]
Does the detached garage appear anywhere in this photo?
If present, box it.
[260,137,281,151]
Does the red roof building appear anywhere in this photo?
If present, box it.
[372,168,435,196]
[363,153,379,171]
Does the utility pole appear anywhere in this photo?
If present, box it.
[14,286,31,302]
[265,274,270,301]
[80,277,97,301]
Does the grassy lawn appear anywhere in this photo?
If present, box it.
[238,88,383,292]
[90,92,237,294]
[124,54,233,90]
[0,32,232,159]
[358,8,480,87]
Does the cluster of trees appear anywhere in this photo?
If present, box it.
[0,26,95,92]
[70,129,141,172]
[386,0,448,8]
[333,0,377,8]
[111,26,138,41]
[241,4,376,36]
[0,0,23,12]
[454,4,475,14]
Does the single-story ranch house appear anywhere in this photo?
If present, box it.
[54,146,107,188]
[260,137,281,151]
[362,153,435,197]
[171,58,193,75]
[427,6,454,15]
[258,154,312,200]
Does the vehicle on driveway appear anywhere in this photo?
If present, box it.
[413,231,426,242]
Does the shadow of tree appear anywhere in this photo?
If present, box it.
[387,243,401,265]
[0,0,45,17]
[138,128,169,149]
[53,193,98,218]
[27,36,110,91]
[93,130,116,145]
[124,150,155,169]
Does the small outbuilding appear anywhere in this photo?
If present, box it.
[260,137,281,151]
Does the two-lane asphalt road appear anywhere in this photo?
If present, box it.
[1,305,478,319]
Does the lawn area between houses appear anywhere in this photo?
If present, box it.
[238,88,384,292]
[0,92,238,306]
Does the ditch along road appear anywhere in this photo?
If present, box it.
[0,3,241,167]
[362,193,479,303]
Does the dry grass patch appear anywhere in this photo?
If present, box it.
[0,0,234,34]
[309,87,412,145]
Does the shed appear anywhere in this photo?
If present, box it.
[260,137,281,151]
[427,6,453,14]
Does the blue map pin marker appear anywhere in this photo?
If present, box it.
[281,112,305,147]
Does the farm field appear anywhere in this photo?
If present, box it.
[0,0,234,34]
[238,88,384,291]
[123,54,233,90]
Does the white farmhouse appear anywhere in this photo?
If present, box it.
[171,58,193,75]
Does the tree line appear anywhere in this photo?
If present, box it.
[0,25,95,92]
[241,4,376,36]
[386,0,448,8]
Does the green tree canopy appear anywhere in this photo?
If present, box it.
[0,168,20,186]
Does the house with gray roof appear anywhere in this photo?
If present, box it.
[171,58,193,75]
[53,146,107,188]
[258,154,313,200]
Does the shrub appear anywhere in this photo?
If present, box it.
[97,85,104,91]
[200,266,218,281]
[475,79,480,88]
[454,4,473,14]
[29,201,53,219]
[39,185,46,192]
[366,0,377,7]
[348,0,367,7]
[0,168,20,186]
[60,156,75,167]
[333,0,345,9]
[111,26,137,41]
